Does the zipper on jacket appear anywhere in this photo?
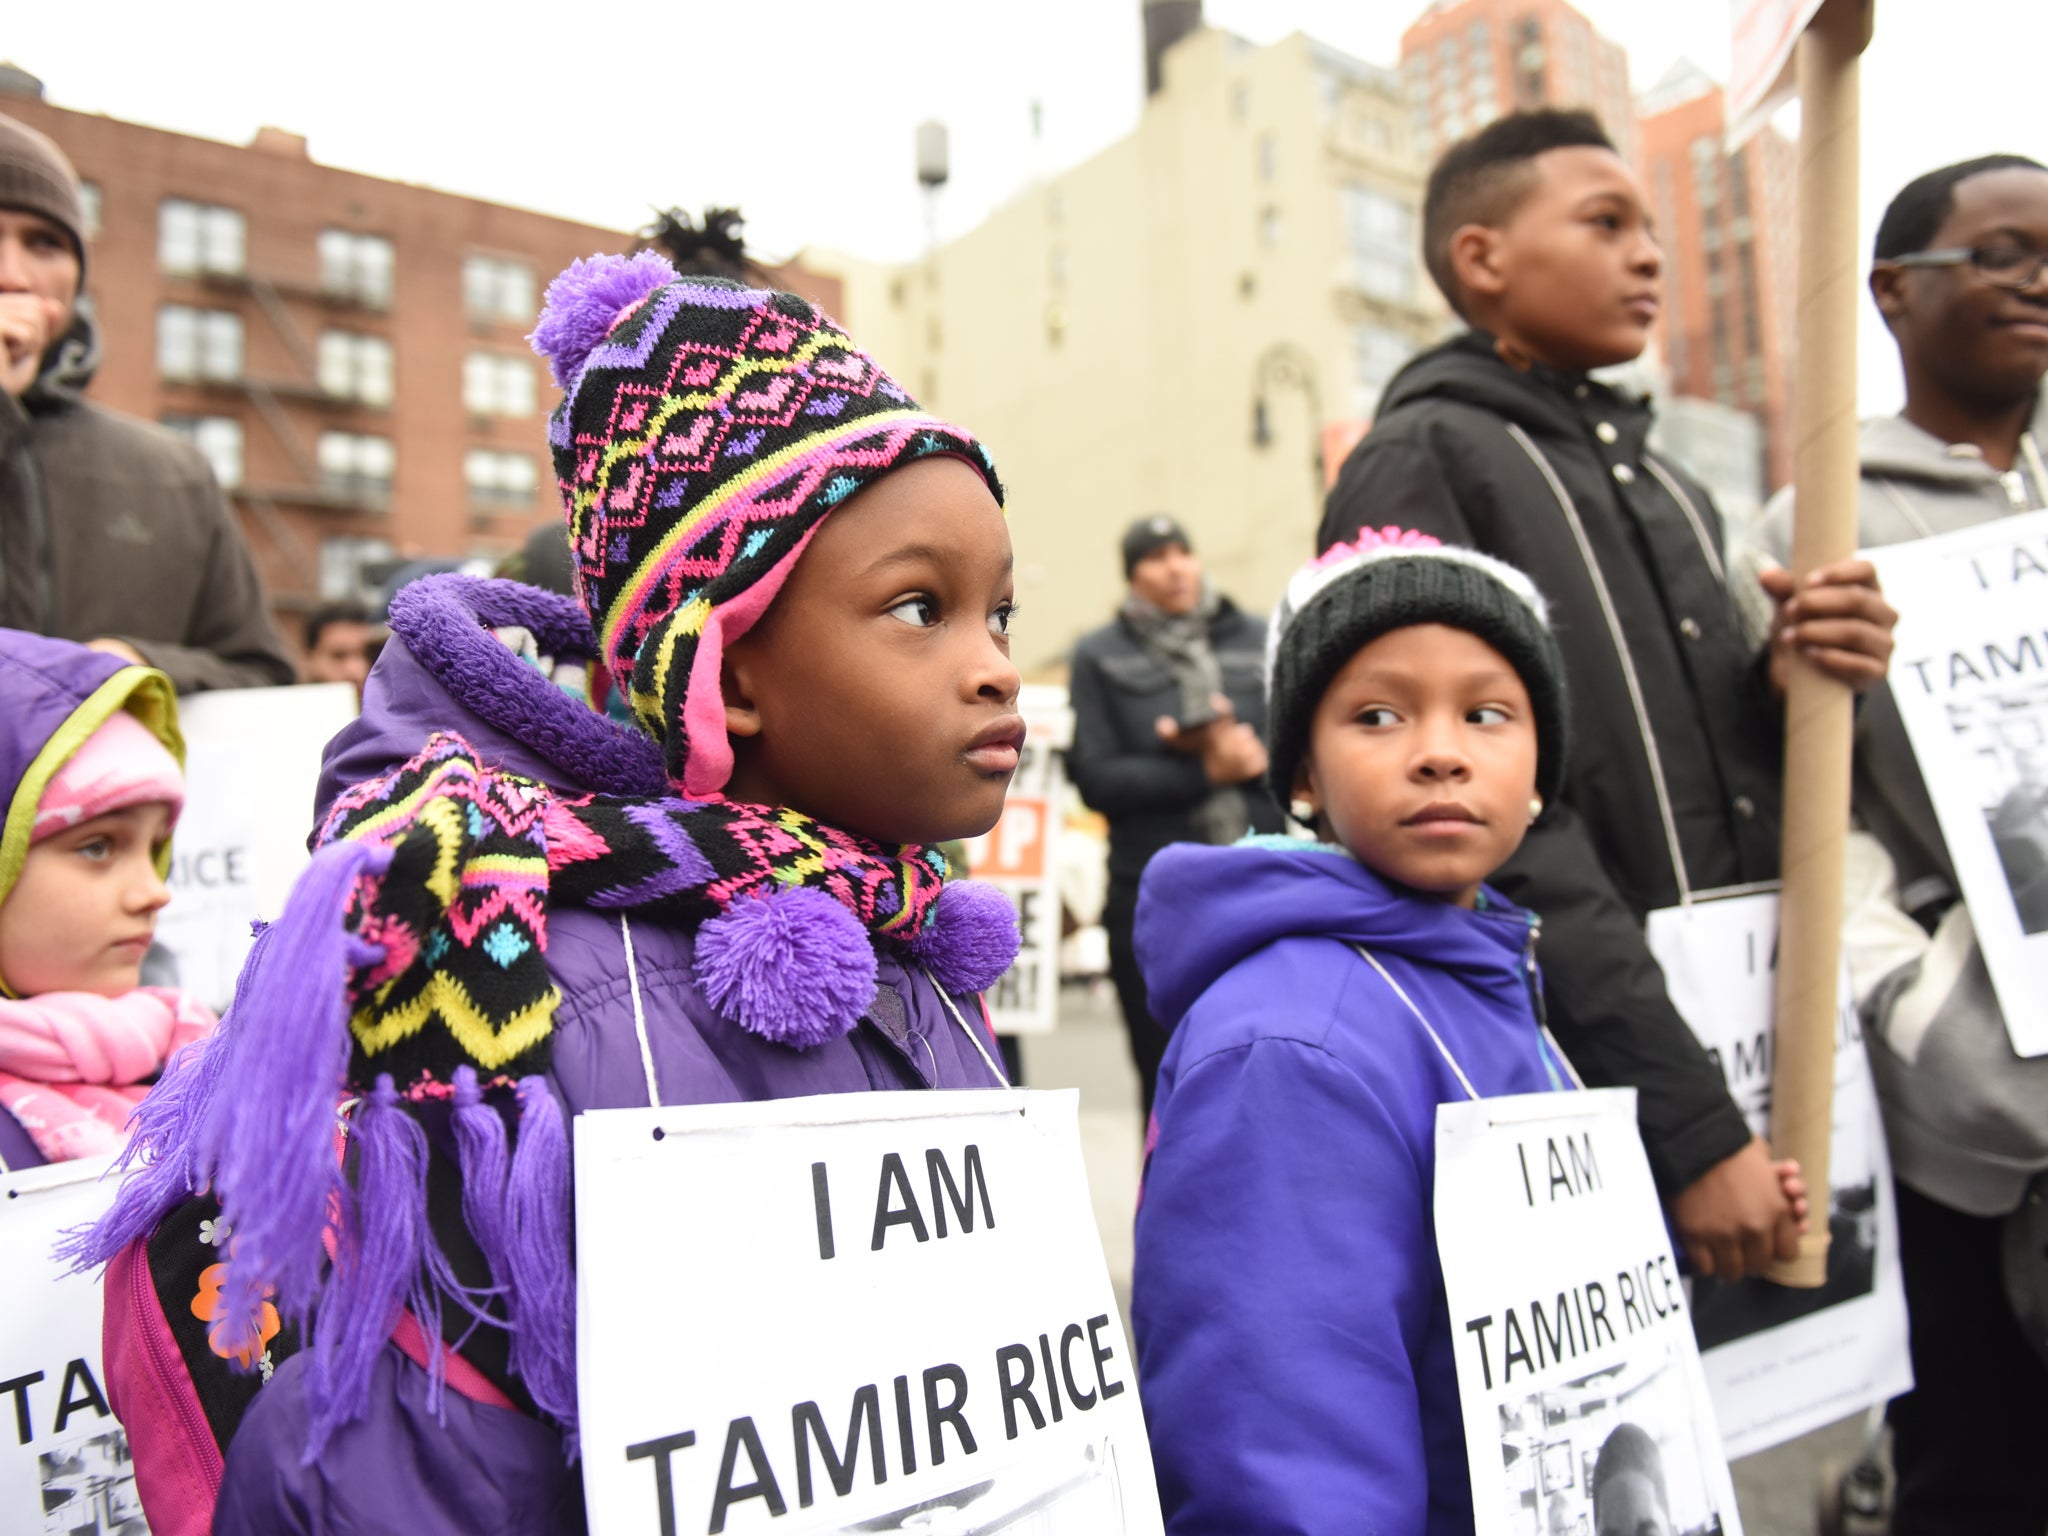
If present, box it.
[131,1238,225,1495]
[1503,420,1694,904]
[1520,916,1567,1092]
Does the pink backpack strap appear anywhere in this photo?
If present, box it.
[389,1310,516,1410]
[103,1238,225,1536]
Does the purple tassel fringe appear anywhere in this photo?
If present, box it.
[204,840,393,1340]
[305,1076,425,1459]
[504,1077,578,1441]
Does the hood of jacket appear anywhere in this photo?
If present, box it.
[314,574,664,827]
[1375,329,1654,446]
[0,628,180,911]
[22,299,103,412]
[1859,390,2048,489]
[1135,835,1536,1030]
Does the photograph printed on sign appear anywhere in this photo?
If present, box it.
[1962,681,2048,937]
[1492,1341,1729,1536]
[1869,513,2048,1054]
[38,1426,145,1536]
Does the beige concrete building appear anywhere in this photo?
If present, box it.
[814,28,1441,675]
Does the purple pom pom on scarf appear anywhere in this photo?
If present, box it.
[528,250,678,389]
[901,879,1022,997]
[695,887,879,1048]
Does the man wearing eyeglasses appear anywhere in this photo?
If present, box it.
[1746,153,2048,1536]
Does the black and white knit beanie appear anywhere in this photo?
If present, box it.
[1266,527,1569,805]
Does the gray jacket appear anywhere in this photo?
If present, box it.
[0,309,293,693]
[1748,395,2048,1216]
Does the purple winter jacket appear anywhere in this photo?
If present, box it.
[117,582,1008,1536]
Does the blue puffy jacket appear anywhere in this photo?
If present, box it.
[1132,837,1565,1535]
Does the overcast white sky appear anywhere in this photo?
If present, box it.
[9,1,2045,411]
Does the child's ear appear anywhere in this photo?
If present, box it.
[721,651,763,740]
[1448,223,1508,306]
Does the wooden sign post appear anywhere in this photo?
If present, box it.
[1743,0,1874,1288]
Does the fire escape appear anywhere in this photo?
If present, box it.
[193,265,392,606]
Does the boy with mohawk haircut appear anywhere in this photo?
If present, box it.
[1322,108,1897,1279]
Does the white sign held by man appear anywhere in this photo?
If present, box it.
[0,1154,145,1534]
[1647,890,1911,1457]
[1867,511,2048,1055]
[1437,1088,1742,1536]
[576,1089,1163,1536]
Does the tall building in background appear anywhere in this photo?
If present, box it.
[0,76,838,645]
[1638,62,1796,494]
[1398,0,1636,164]
[815,25,1441,675]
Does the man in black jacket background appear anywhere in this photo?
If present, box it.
[1322,110,1896,1280]
[1068,515,1281,1118]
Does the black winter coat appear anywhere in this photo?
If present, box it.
[1067,599,1282,884]
[1321,332,1772,1195]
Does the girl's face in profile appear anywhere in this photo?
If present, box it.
[720,457,1024,846]
[0,802,173,996]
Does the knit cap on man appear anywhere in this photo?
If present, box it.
[1265,526,1570,807]
[0,113,87,274]
[529,254,1004,797]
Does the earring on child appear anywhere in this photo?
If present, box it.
[1289,797,1317,825]
[1528,796,1544,824]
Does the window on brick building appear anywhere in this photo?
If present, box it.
[319,230,394,309]
[319,534,395,602]
[162,415,244,490]
[318,331,395,407]
[464,256,534,323]
[78,183,101,241]
[317,431,395,503]
[463,352,537,417]
[159,199,245,276]
[157,306,243,382]
[465,448,539,510]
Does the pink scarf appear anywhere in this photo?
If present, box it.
[0,987,215,1163]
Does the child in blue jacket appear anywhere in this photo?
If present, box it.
[1132,528,1578,1533]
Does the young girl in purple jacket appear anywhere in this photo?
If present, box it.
[75,256,1027,1536]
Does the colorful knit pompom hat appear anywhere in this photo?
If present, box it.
[529,252,1004,797]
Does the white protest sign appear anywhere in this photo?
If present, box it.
[1727,0,1824,146]
[576,1089,1162,1536]
[155,683,357,1010]
[1647,890,1911,1458]
[0,1153,148,1534]
[1437,1089,1742,1536]
[1868,512,2048,1055]
[964,685,1073,1035]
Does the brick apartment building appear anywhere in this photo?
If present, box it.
[0,74,839,651]
[1638,62,1797,492]
[1398,0,1637,165]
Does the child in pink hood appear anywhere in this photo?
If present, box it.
[0,628,213,1167]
